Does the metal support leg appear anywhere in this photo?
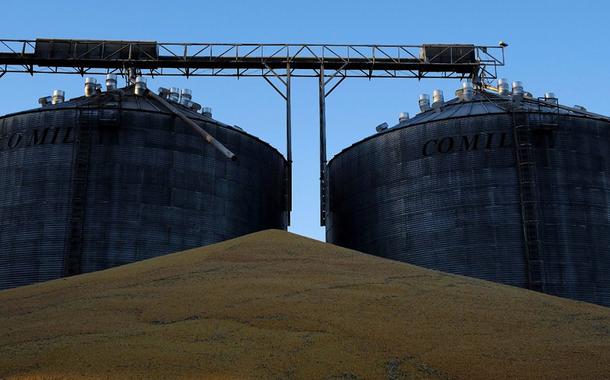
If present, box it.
[262,64,293,226]
[264,62,339,227]
[319,65,327,226]
[285,63,292,225]
[286,63,292,166]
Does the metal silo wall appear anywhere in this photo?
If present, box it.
[0,109,75,289]
[327,114,528,287]
[534,115,610,306]
[0,99,287,289]
[78,107,288,273]
[328,109,610,307]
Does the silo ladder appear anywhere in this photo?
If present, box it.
[63,108,96,276]
[512,111,545,292]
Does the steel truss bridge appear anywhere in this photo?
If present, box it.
[0,38,506,225]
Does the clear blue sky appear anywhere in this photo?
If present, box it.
[1,0,609,240]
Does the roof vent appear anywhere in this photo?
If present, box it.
[157,87,170,99]
[460,81,474,101]
[106,74,117,91]
[84,77,97,97]
[188,101,202,112]
[398,112,409,123]
[134,76,147,96]
[418,94,431,112]
[573,105,587,111]
[169,87,180,102]
[376,122,389,132]
[544,92,558,104]
[511,81,524,96]
[51,89,65,105]
[202,106,212,117]
[432,89,444,108]
[38,95,52,107]
[497,78,510,96]
[180,88,192,105]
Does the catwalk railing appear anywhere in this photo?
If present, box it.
[0,39,504,79]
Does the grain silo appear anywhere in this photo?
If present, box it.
[0,76,289,289]
[326,80,610,307]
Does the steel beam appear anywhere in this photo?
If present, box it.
[147,90,236,160]
[285,62,292,225]
[0,39,505,82]
[319,65,327,226]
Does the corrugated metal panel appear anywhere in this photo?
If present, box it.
[0,88,287,289]
[327,97,610,307]
[0,109,74,289]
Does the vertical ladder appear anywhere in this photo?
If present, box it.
[512,110,545,292]
[537,96,561,129]
[63,108,96,276]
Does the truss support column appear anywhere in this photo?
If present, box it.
[319,65,327,226]
[285,62,292,225]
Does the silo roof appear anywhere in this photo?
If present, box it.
[394,91,610,129]
[331,90,610,162]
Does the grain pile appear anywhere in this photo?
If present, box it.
[1,230,609,379]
